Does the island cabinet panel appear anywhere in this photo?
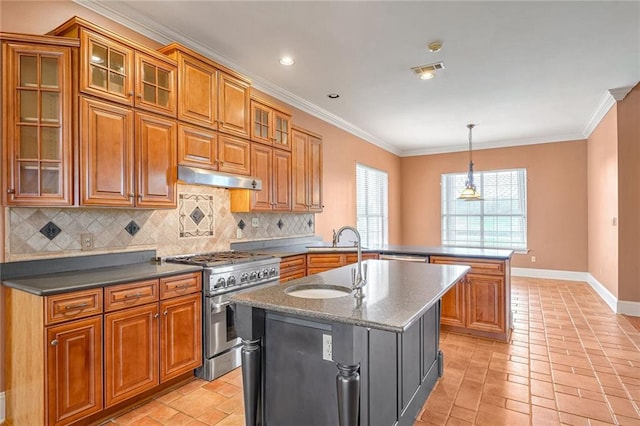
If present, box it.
[105,303,160,407]
[279,254,307,283]
[46,316,103,426]
[239,302,444,426]
[430,256,511,342]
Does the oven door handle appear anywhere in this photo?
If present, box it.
[212,301,232,312]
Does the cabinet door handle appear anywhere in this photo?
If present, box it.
[127,91,134,97]
[65,302,89,310]
[137,94,143,99]
[51,339,59,346]
[7,188,15,194]
[124,293,144,299]
[163,311,168,316]
[154,313,159,319]
[128,193,134,198]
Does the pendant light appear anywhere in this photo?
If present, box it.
[458,124,482,200]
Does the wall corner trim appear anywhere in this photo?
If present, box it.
[583,85,636,138]
[0,391,5,424]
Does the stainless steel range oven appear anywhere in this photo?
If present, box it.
[166,252,280,380]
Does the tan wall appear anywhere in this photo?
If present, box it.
[400,140,589,271]
[617,84,640,302]
[587,106,619,297]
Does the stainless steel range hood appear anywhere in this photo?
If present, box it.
[178,166,262,190]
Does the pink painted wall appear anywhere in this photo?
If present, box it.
[587,106,619,297]
[617,84,640,302]
[400,141,589,271]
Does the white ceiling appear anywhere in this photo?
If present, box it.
[77,1,639,156]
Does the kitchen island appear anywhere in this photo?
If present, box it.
[230,259,469,426]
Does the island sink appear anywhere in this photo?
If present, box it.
[231,260,469,426]
[285,284,353,299]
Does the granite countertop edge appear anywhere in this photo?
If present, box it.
[2,262,203,296]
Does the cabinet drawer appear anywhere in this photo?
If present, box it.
[105,279,159,312]
[345,252,379,264]
[160,272,202,299]
[280,271,306,283]
[307,254,344,268]
[281,254,306,269]
[45,288,103,325]
[430,256,505,276]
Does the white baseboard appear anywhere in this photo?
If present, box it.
[0,391,5,424]
[512,267,618,314]
[617,300,640,317]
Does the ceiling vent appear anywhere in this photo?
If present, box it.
[411,62,445,76]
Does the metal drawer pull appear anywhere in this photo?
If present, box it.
[51,339,58,346]
[175,283,190,289]
[163,311,168,316]
[124,292,144,299]
[65,302,89,310]
[154,313,159,319]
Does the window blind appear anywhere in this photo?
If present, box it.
[441,168,527,250]
[356,164,389,246]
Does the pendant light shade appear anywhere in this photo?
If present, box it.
[458,124,482,201]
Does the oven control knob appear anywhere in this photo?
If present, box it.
[241,273,249,283]
[216,277,226,288]
[269,267,277,277]
[249,272,258,281]
[263,269,269,278]
[227,276,237,286]
[257,271,264,279]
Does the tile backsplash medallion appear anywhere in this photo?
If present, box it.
[5,184,314,261]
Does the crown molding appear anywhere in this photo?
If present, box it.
[73,0,401,156]
[582,85,635,138]
[400,132,585,157]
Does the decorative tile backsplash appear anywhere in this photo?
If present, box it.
[4,184,315,261]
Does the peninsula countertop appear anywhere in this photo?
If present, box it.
[230,259,469,332]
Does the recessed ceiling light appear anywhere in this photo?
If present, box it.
[327,93,340,99]
[420,71,435,80]
[428,41,443,53]
[279,56,295,66]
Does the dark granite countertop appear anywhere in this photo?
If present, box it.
[230,259,469,332]
[1,261,203,296]
[246,243,513,260]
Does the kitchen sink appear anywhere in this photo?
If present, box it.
[285,284,352,299]
[305,245,366,252]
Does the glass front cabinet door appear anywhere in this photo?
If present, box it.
[2,38,75,205]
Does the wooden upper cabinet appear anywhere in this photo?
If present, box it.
[135,112,177,208]
[178,123,218,169]
[229,145,291,212]
[54,17,177,116]
[292,126,323,212]
[218,72,250,138]
[80,96,135,207]
[160,44,218,128]
[134,52,177,117]
[80,97,176,208]
[1,35,77,206]
[250,97,292,150]
[218,134,251,175]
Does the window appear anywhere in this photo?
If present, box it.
[441,168,527,250]
[356,164,388,246]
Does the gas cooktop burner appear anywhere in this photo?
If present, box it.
[166,251,273,267]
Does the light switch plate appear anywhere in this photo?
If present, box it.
[252,217,259,227]
[322,334,332,361]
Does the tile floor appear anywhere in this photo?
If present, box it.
[106,277,640,425]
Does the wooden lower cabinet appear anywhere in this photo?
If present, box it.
[306,252,379,275]
[105,304,159,407]
[279,254,307,283]
[160,293,202,382]
[46,316,103,426]
[431,256,511,342]
[3,271,202,425]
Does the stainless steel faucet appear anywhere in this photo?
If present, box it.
[332,229,337,247]
[335,226,367,298]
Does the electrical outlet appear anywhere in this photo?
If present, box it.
[531,255,536,263]
[252,217,259,227]
[322,334,332,361]
[81,233,95,251]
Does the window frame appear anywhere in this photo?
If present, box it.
[356,163,389,247]
[441,168,527,251]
